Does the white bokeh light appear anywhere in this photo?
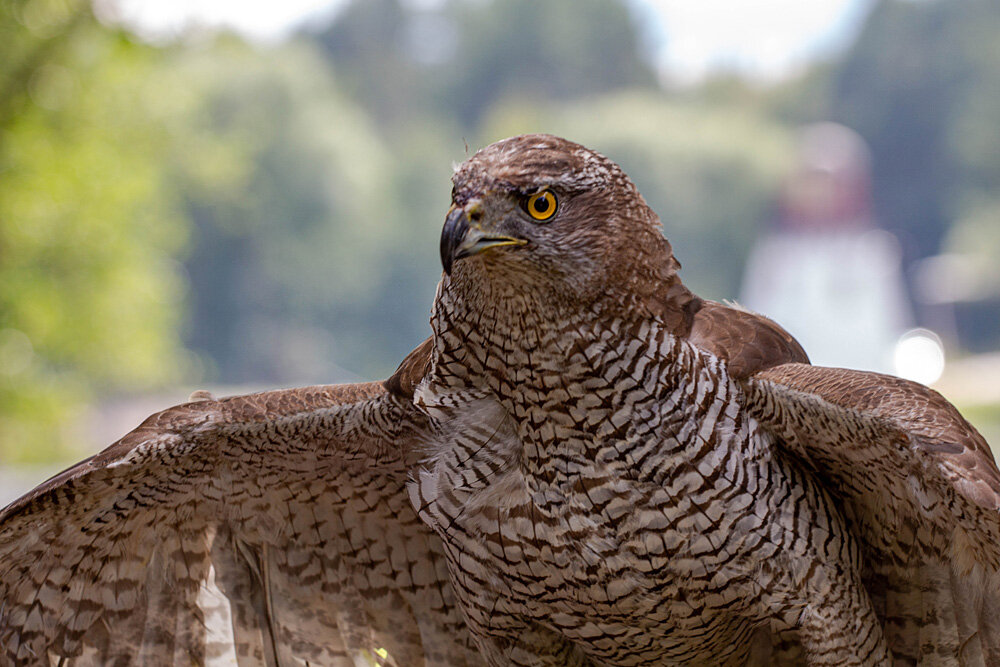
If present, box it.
[893,329,946,386]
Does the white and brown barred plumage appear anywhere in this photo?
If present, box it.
[2,134,999,666]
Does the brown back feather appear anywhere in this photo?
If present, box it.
[385,336,434,399]
[687,300,809,379]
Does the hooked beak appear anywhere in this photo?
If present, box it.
[439,206,527,275]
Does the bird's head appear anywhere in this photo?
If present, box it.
[440,134,689,321]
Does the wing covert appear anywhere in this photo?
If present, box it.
[688,300,809,380]
[743,363,1000,663]
[0,382,482,666]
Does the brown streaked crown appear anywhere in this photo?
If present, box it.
[451,134,637,204]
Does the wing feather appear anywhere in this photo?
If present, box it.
[743,362,1000,664]
[687,300,809,379]
[0,382,482,666]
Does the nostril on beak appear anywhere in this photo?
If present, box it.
[466,201,484,224]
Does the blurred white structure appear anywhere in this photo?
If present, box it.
[894,329,946,386]
[741,123,928,376]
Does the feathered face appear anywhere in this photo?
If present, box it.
[440,134,674,309]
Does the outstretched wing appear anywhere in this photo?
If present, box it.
[0,381,482,666]
[743,362,1000,664]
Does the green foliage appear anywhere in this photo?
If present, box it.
[0,6,189,462]
[0,0,88,131]
[313,0,655,128]
[311,0,420,128]
[828,0,1000,264]
[442,0,655,125]
[170,40,456,381]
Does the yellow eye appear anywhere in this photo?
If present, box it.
[525,190,558,221]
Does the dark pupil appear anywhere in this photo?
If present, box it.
[533,195,550,213]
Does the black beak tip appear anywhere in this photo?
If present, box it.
[440,208,468,276]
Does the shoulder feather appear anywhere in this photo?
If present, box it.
[687,300,809,379]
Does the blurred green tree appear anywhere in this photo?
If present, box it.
[0,1,190,462]
[442,0,656,125]
[312,0,655,129]
[830,0,1000,265]
[309,0,420,128]
[171,39,457,382]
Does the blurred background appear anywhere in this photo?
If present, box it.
[2,0,999,502]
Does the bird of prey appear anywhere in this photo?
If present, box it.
[2,134,999,667]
